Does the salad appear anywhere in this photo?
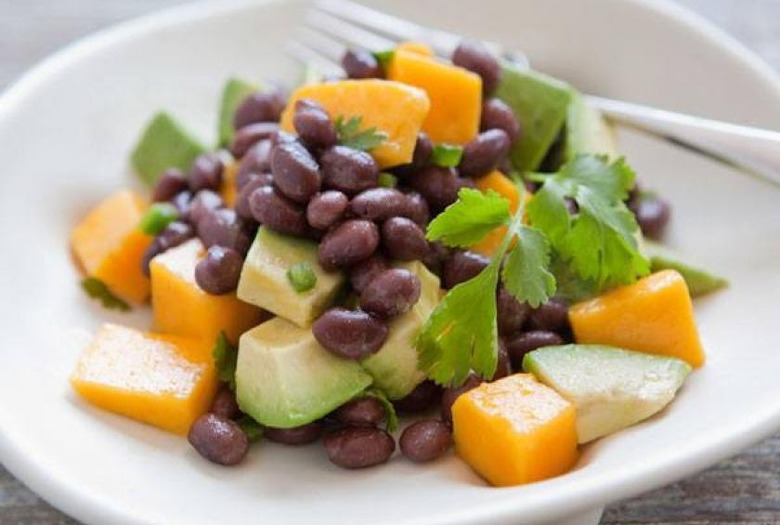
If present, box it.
[68,38,727,486]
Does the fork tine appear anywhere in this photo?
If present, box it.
[284,40,342,76]
[304,8,396,52]
[295,26,346,63]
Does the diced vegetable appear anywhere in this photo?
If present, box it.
[644,241,728,297]
[137,202,178,236]
[388,50,481,145]
[218,78,258,147]
[469,170,521,256]
[452,374,578,486]
[150,238,265,344]
[395,41,434,57]
[70,190,152,304]
[563,90,619,161]
[430,144,464,167]
[280,80,430,168]
[569,270,706,367]
[70,323,218,435]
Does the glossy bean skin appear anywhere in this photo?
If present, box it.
[442,250,490,289]
[293,99,338,149]
[231,122,280,158]
[270,141,321,204]
[188,190,224,225]
[491,340,512,381]
[264,422,323,445]
[211,384,241,420]
[497,287,530,336]
[400,419,452,463]
[341,49,382,79]
[421,241,450,276]
[194,246,244,295]
[381,217,429,261]
[406,166,461,212]
[169,190,193,218]
[318,219,380,270]
[630,193,671,240]
[320,145,379,195]
[237,140,272,185]
[526,298,570,332]
[348,254,389,294]
[312,308,388,359]
[249,186,308,236]
[459,129,511,178]
[349,188,406,221]
[441,373,483,426]
[233,90,285,130]
[235,174,273,221]
[197,208,251,255]
[400,192,430,226]
[452,39,502,94]
[393,133,434,178]
[152,168,188,202]
[323,427,395,469]
[335,397,386,427]
[306,191,349,230]
[360,268,421,318]
[481,98,522,145]
[187,414,249,466]
[505,331,565,370]
[392,380,442,414]
[189,152,224,193]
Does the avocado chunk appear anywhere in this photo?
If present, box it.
[493,64,572,172]
[523,344,691,443]
[217,78,259,147]
[130,112,207,186]
[360,261,440,399]
[563,90,619,161]
[644,241,728,297]
[236,317,373,428]
[237,227,345,327]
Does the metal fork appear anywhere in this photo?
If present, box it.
[287,0,780,188]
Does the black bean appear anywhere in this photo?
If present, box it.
[348,254,389,294]
[381,217,428,261]
[249,186,308,236]
[306,191,349,230]
[349,188,407,221]
[312,308,388,359]
[152,168,188,202]
[481,98,522,145]
[211,384,241,419]
[270,141,321,203]
[400,419,452,463]
[237,140,272,186]
[189,152,224,193]
[630,193,671,240]
[197,208,251,255]
[421,241,450,276]
[442,250,490,289]
[323,427,395,469]
[459,129,511,178]
[360,268,421,319]
[272,130,298,147]
[491,339,512,381]
[526,298,569,332]
[452,39,501,94]
[341,49,382,79]
[264,422,323,445]
[392,381,442,414]
[236,174,273,221]
[233,90,285,130]
[401,192,430,226]
[187,413,249,466]
[194,245,243,294]
[393,133,434,178]
[406,166,461,212]
[170,190,193,218]
[231,122,280,158]
[505,331,565,370]
[142,221,195,277]
[294,99,338,149]
[335,397,386,427]
[441,373,484,426]
[320,145,379,195]
[497,287,530,336]
[318,219,380,270]
[189,190,224,225]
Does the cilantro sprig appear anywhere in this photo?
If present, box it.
[213,332,238,390]
[81,277,131,312]
[335,115,387,151]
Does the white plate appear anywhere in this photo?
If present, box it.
[1,0,779,524]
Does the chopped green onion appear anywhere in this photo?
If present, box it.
[431,144,464,168]
[81,277,131,312]
[373,49,395,69]
[286,262,317,293]
[138,202,178,235]
[377,172,398,188]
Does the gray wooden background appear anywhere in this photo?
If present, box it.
[1,1,779,523]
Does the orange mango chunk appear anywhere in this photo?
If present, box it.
[150,238,266,345]
[388,50,481,145]
[569,270,706,367]
[395,41,434,57]
[470,171,521,256]
[221,160,239,208]
[281,80,430,168]
[452,374,578,486]
[70,190,152,303]
[71,323,218,435]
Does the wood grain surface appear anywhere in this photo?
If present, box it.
[1,1,779,523]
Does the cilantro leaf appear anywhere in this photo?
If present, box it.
[426,188,511,247]
[81,277,131,312]
[502,225,556,308]
[235,415,263,442]
[417,262,499,386]
[212,332,238,390]
[365,389,399,432]
[335,115,387,152]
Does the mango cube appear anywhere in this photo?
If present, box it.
[452,374,578,487]
[70,323,218,435]
[150,239,265,344]
[70,190,152,303]
[569,270,706,367]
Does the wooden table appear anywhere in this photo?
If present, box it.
[1,1,779,523]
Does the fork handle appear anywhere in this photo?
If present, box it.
[586,95,780,187]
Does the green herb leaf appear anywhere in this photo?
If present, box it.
[372,49,395,69]
[502,225,556,308]
[377,172,398,188]
[335,115,388,152]
[286,262,317,293]
[430,144,464,167]
[235,415,264,442]
[213,332,238,390]
[81,277,131,312]
[366,389,399,432]
[426,188,511,247]
[138,202,179,235]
